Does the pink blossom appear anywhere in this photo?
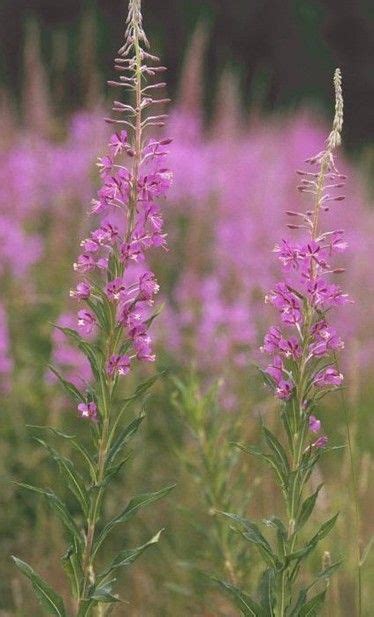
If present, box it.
[314,367,343,388]
[77,402,97,420]
[133,332,155,362]
[312,435,328,448]
[70,282,91,300]
[73,254,96,273]
[109,130,128,156]
[308,415,321,433]
[107,354,131,377]
[77,310,96,336]
[105,277,127,301]
[138,271,160,302]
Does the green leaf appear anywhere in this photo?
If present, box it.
[221,512,280,569]
[258,569,275,616]
[289,513,339,576]
[48,364,84,403]
[12,556,66,616]
[95,485,175,555]
[90,581,122,603]
[263,428,289,480]
[234,443,288,490]
[52,325,105,380]
[97,456,131,489]
[101,530,163,577]
[308,561,342,591]
[61,545,82,600]
[263,518,287,556]
[214,578,266,616]
[26,425,76,440]
[107,414,145,466]
[123,373,164,403]
[297,485,323,531]
[34,439,89,516]
[299,590,326,616]
[308,512,339,548]
[15,482,82,545]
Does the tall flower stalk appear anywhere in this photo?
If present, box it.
[218,70,350,616]
[13,1,174,615]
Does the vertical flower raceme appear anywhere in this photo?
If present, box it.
[263,68,347,445]
[13,2,174,614]
[217,70,348,616]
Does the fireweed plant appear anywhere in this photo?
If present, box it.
[171,374,251,609]
[218,70,350,616]
[13,1,175,614]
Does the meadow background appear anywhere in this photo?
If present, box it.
[0,1,373,614]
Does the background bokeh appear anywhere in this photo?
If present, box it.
[1,0,373,147]
[0,1,373,615]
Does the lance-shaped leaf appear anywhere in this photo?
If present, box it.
[221,512,281,570]
[263,517,287,557]
[258,569,275,616]
[296,484,323,531]
[97,456,131,489]
[61,544,83,600]
[15,482,82,546]
[94,485,175,555]
[308,560,342,591]
[214,578,266,616]
[90,580,122,603]
[299,590,327,616]
[48,365,84,403]
[107,414,145,466]
[289,513,339,575]
[234,443,288,491]
[122,372,165,403]
[262,428,289,481]
[34,439,89,516]
[27,425,76,440]
[12,557,66,616]
[52,325,103,378]
[100,530,163,577]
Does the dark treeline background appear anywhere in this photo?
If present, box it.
[0,0,373,148]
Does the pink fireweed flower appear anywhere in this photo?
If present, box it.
[70,282,91,300]
[73,254,96,273]
[137,271,160,303]
[261,69,348,418]
[309,414,321,433]
[105,277,127,301]
[77,310,96,336]
[309,324,344,357]
[314,367,344,388]
[261,326,283,354]
[77,402,97,421]
[107,354,131,377]
[276,379,294,401]
[312,435,328,448]
[109,130,128,156]
[68,0,172,411]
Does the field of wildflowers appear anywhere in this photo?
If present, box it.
[0,1,373,615]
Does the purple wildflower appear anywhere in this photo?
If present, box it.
[77,310,96,336]
[308,415,321,433]
[314,367,344,388]
[312,435,328,449]
[68,0,172,411]
[261,69,347,436]
[77,402,97,421]
[107,354,131,377]
[70,282,91,300]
